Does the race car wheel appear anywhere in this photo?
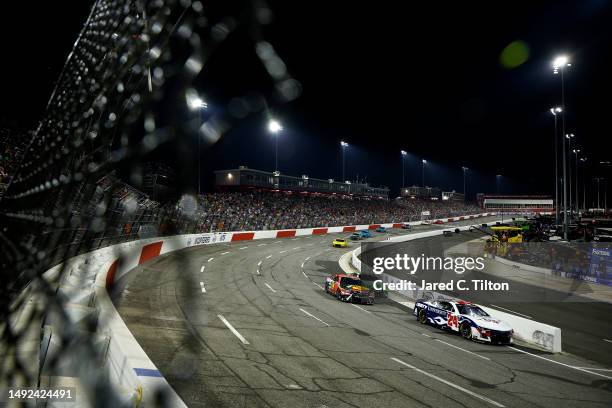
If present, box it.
[418,309,427,324]
[460,322,472,340]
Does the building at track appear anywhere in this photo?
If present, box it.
[477,194,554,214]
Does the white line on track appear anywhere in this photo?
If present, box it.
[272,241,281,244]
[421,333,431,338]
[257,243,266,246]
[240,246,248,250]
[199,282,206,293]
[390,358,505,407]
[265,283,277,293]
[312,281,323,289]
[304,256,310,261]
[266,254,273,259]
[573,367,612,372]
[299,308,330,326]
[200,266,205,272]
[434,339,490,361]
[292,247,300,250]
[300,262,305,268]
[291,238,299,240]
[217,315,249,345]
[221,251,229,255]
[604,339,612,344]
[302,270,308,278]
[489,304,532,319]
[507,346,612,380]
[351,304,372,314]
[257,261,262,266]
[207,257,214,262]
[279,250,287,254]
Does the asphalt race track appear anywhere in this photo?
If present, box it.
[366,232,612,367]
[114,218,612,408]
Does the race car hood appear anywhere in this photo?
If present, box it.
[346,285,369,293]
[469,315,512,331]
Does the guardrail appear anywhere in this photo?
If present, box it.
[344,216,563,353]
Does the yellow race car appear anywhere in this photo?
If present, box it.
[332,238,349,248]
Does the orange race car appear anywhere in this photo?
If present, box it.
[324,274,375,305]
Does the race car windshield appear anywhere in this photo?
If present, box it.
[457,304,489,317]
[340,277,363,288]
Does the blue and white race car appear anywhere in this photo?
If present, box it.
[413,299,513,344]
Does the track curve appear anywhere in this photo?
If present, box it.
[114,218,612,408]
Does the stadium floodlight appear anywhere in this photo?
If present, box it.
[421,159,427,187]
[551,55,571,238]
[552,55,570,74]
[187,92,208,195]
[187,95,208,111]
[400,150,407,187]
[340,141,349,181]
[565,133,575,139]
[549,107,562,115]
[268,119,283,134]
[572,149,580,154]
[267,118,283,172]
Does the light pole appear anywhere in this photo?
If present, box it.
[594,177,602,209]
[462,167,468,201]
[422,159,427,187]
[573,149,580,212]
[496,174,501,194]
[340,141,349,182]
[401,150,407,188]
[566,133,575,214]
[187,95,208,195]
[602,162,611,212]
[580,157,587,210]
[550,107,562,224]
[268,118,283,172]
[553,54,571,240]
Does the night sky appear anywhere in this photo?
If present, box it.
[2,0,611,201]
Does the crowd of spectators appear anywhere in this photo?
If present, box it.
[180,190,482,232]
[493,241,611,286]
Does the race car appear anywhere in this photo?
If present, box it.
[358,230,372,239]
[375,226,386,233]
[332,238,349,248]
[413,299,513,344]
[401,223,412,230]
[325,274,375,304]
[350,232,363,240]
